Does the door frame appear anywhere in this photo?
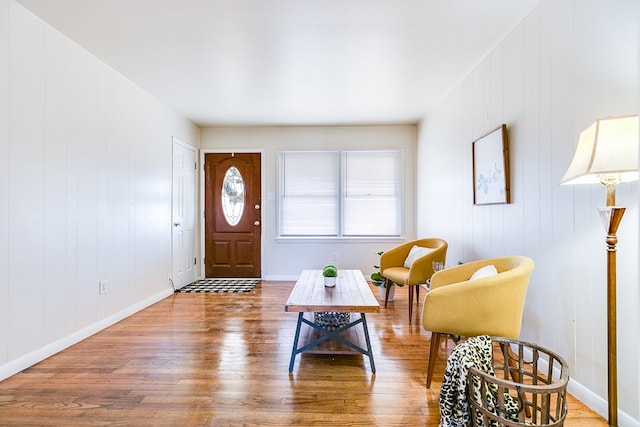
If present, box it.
[199,148,265,279]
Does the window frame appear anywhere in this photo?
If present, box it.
[277,149,403,240]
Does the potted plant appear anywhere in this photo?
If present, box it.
[322,265,338,287]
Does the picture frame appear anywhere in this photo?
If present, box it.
[472,124,510,205]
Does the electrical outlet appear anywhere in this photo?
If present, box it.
[332,252,338,260]
[98,280,107,295]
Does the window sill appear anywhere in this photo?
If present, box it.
[275,236,405,244]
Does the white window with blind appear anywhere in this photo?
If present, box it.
[278,150,402,238]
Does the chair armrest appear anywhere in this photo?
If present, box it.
[408,245,447,284]
[429,260,494,290]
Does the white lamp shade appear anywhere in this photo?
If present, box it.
[561,115,639,185]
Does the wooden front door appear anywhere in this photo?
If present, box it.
[204,153,261,278]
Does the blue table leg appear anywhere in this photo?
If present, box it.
[360,313,375,373]
[288,312,304,372]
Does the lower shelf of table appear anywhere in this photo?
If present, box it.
[288,311,376,373]
[297,313,365,355]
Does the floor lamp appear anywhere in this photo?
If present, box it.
[561,115,639,427]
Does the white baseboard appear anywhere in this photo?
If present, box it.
[0,288,173,382]
[262,275,298,281]
[568,379,639,427]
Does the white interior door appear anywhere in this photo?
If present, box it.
[172,139,196,289]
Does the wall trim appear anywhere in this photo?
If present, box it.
[568,379,639,427]
[0,288,173,382]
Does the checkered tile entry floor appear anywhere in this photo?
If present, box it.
[177,279,260,293]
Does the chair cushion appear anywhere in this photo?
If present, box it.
[383,266,410,285]
[403,245,434,268]
[469,264,498,280]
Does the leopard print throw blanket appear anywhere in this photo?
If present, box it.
[439,335,520,427]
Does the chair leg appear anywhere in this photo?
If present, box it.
[384,279,391,308]
[407,285,414,322]
[426,332,441,388]
[416,284,420,303]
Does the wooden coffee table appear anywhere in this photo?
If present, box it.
[284,269,380,372]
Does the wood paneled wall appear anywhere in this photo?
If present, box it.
[417,1,639,424]
[0,0,199,381]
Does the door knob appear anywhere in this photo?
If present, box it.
[174,222,181,227]
[254,221,260,226]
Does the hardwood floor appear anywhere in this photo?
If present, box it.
[0,281,606,426]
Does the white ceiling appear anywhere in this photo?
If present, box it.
[16,0,539,127]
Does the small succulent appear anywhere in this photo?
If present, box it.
[322,265,338,277]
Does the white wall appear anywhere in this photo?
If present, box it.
[417,0,639,425]
[200,125,417,280]
[0,0,199,380]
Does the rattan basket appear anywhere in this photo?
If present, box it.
[467,338,570,427]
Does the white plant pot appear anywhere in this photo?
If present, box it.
[324,277,336,287]
[379,284,395,301]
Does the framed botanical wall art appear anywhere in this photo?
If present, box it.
[472,124,510,205]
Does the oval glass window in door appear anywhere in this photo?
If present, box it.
[221,166,245,226]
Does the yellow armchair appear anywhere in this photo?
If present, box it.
[380,238,447,322]
[421,255,534,388]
